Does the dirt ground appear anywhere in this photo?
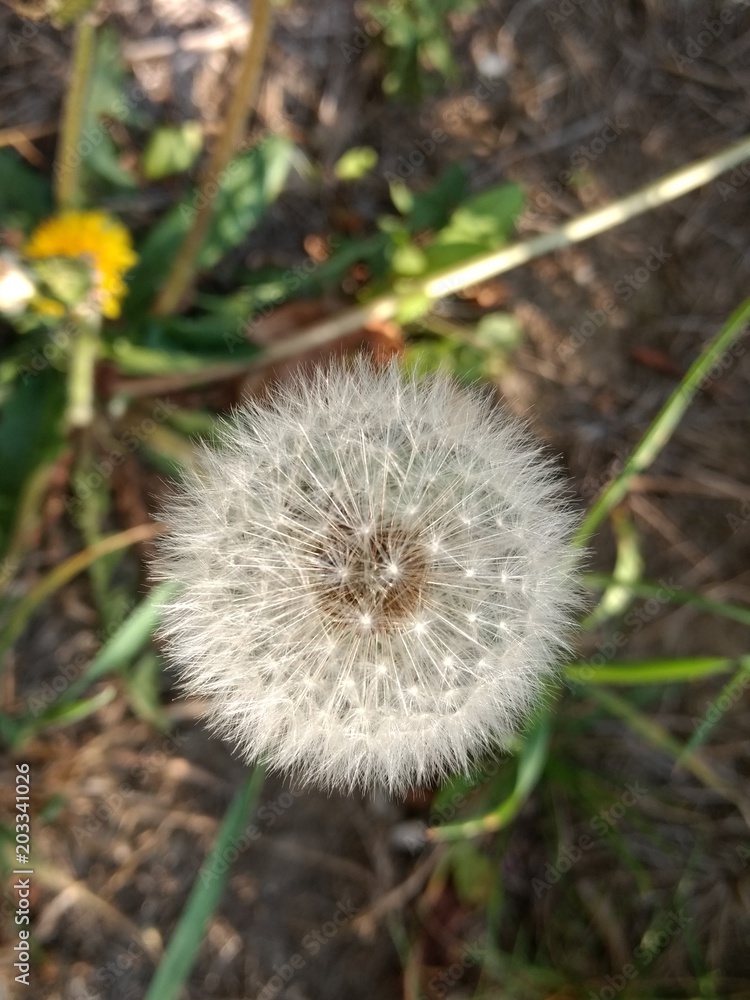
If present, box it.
[2,1,750,998]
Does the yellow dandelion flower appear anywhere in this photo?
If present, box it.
[25,211,138,319]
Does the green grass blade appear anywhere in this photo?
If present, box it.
[581,572,750,627]
[575,296,750,546]
[565,656,736,686]
[582,511,642,631]
[14,582,176,739]
[678,656,750,759]
[16,686,117,743]
[428,707,552,841]
[143,767,265,1000]
[66,581,178,700]
[586,685,750,828]
[0,523,160,659]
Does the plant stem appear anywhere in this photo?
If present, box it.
[66,311,101,429]
[241,133,750,372]
[55,15,96,209]
[152,0,273,315]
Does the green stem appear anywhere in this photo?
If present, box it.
[55,15,96,209]
[428,709,551,841]
[582,572,750,628]
[66,312,101,429]
[574,296,750,546]
[152,0,273,315]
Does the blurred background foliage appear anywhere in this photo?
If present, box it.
[1,1,750,998]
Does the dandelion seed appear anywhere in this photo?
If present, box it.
[155,357,582,794]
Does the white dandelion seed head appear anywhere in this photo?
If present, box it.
[154,357,582,794]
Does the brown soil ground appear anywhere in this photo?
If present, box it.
[2,1,750,998]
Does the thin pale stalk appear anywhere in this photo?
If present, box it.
[238,134,750,372]
[55,16,96,209]
[0,522,164,658]
[152,0,273,315]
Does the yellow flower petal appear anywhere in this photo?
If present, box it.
[25,210,138,319]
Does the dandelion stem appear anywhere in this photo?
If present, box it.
[66,311,101,429]
[152,0,273,316]
[244,133,750,372]
[55,15,96,209]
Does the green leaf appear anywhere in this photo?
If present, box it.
[678,658,750,758]
[105,337,231,375]
[576,296,750,546]
[430,182,525,250]
[394,291,432,325]
[582,512,642,631]
[474,312,523,352]
[402,337,484,381]
[565,656,735,686]
[64,582,178,702]
[16,686,117,744]
[404,163,468,233]
[142,123,204,180]
[126,136,295,316]
[334,146,378,181]
[144,768,265,1000]
[125,651,170,729]
[391,242,428,277]
[430,707,552,841]
[78,29,141,196]
[389,180,414,216]
[0,151,53,229]
[200,136,294,271]
[141,315,260,358]
[0,371,66,559]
